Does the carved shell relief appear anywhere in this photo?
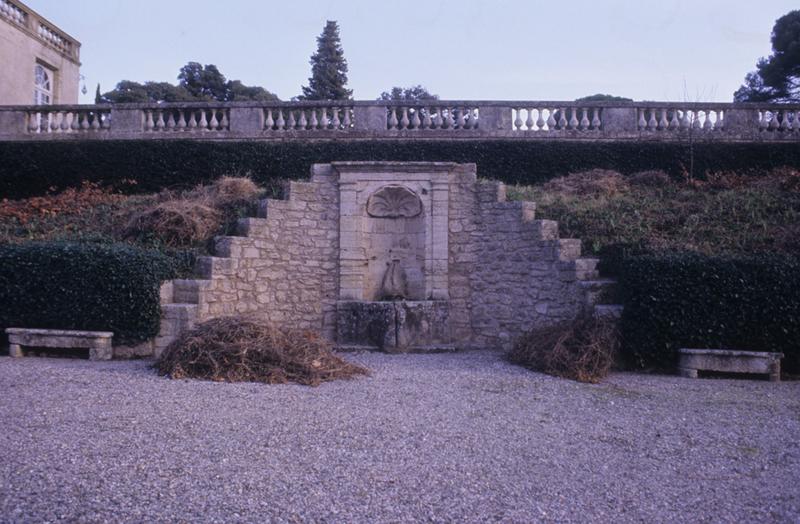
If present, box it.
[366,185,423,218]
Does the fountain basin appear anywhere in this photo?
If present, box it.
[336,300,453,353]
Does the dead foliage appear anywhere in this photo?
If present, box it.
[542,169,630,196]
[508,314,619,383]
[628,170,672,188]
[199,176,262,207]
[0,181,124,224]
[122,199,221,246]
[155,316,370,386]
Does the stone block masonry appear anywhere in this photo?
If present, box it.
[151,162,610,355]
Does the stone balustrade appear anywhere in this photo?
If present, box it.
[0,0,80,62]
[0,101,798,142]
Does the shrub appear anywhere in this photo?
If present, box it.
[3,140,800,199]
[508,314,619,383]
[155,316,370,386]
[618,253,800,373]
[0,242,177,343]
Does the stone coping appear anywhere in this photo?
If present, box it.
[678,348,784,358]
[6,327,113,338]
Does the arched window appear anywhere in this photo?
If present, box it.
[34,64,52,105]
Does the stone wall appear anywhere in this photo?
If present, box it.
[147,162,606,357]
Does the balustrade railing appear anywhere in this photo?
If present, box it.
[0,101,797,141]
[144,107,230,132]
[385,104,480,130]
[0,0,26,25]
[263,105,353,131]
[26,108,110,134]
[512,106,602,131]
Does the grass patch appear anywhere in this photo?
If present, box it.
[507,167,800,261]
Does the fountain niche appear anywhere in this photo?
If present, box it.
[335,163,453,352]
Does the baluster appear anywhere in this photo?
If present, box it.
[309,108,319,130]
[678,110,690,130]
[156,110,166,130]
[70,112,80,132]
[331,107,341,129]
[166,111,175,130]
[769,111,780,130]
[422,108,432,129]
[49,112,59,133]
[702,110,713,131]
[219,110,229,130]
[175,110,186,130]
[558,108,568,130]
[658,109,668,130]
[101,113,111,130]
[646,109,657,131]
[444,107,454,129]
[514,108,523,130]
[319,107,329,129]
[186,110,197,130]
[90,112,100,130]
[388,107,398,130]
[400,107,410,130]
[198,109,209,130]
[535,109,545,130]
[59,111,71,132]
[144,110,154,131]
[287,110,296,130]
[592,108,602,129]
[716,110,724,130]
[209,110,219,131]
[411,108,421,129]
[275,109,285,130]
[579,108,589,130]
[298,109,308,129]
[28,112,39,133]
[692,111,702,130]
[546,109,556,130]
[343,107,351,128]
[264,109,274,130]
[569,108,579,130]
[525,108,534,131]
[779,111,789,131]
[80,112,90,131]
[669,109,680,129]
[638,109,647,130]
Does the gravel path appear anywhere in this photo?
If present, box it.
[0,351,798,523]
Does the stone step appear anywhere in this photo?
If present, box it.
[171,279,212,304]
[556,257,598,281]
[594,304,623,319]
[214,235,257,258]
[578,279,617,306]
[195,256,238,279]
[525,219,558,240]
[236,217,271,238]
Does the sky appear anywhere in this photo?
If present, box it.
[23,0,798,104]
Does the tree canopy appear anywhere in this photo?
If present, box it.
[575,94,633,102]
[99,62,279,103]
[299,21,352,100]
[378,85,439,101]
[734,10,800,102]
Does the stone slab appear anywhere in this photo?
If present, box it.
[678,348,783,382]
[6,328,113,361]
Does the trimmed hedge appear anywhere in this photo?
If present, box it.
[618,253,800,374]
[2,140,800,199]
[0,242,177,343]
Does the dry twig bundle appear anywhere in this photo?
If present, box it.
[123,199,221,246]
[155,316,370,386]
[508,314,619,383]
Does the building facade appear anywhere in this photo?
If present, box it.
[0,0,80,105]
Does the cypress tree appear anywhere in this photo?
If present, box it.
[299,21,352,100]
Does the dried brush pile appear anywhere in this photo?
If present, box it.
[155,316,370,386]
[122,176,262,246]
[508,314,619,383]
[541,169,630,197]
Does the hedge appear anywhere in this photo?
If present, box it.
[618,252,800,374]
[2,139,800,199]
[0,242,177,343]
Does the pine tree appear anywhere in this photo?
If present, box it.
[94,83,103,104]
[299,21,352,100]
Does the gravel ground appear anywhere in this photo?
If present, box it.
[0,351,798,523]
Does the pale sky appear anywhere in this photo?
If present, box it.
[24,0,798,103]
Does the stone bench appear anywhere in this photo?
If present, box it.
[678,348,783,382]
[6,328,113,361]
